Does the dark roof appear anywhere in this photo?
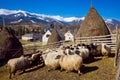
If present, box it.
[45,27,51,31]
[76,7,111,37]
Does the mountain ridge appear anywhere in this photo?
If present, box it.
[0,8,120,26]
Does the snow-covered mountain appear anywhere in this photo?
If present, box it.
[105,19,120,26]
[0,9,120,26]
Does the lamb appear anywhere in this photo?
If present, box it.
[101,43,111,56]
[7,55,32,79]
[59,54,83,75]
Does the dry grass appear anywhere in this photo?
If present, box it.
[0,56,117,80]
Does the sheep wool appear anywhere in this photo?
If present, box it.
[101,43,111,56]
[43,48,65,70]
[59,54,83,75]
[7,56,31,79]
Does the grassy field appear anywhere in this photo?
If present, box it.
[20,40,33,45]
[0,56,117,80]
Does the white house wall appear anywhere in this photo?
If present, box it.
[64,32,74,42]
[22,36,33,40]
[42,30,51,45]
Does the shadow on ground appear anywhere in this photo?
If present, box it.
[19,64,44,75]
[83,57,102,64]
[81,65,98,74]
[0,59,8,67]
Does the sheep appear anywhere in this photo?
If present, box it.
[86,43,102,57]
[62,44,89,59]
[76,45,90,60]
[87,43,98,56]
[42,49,65,71]
[101,43,111,56]
[80,47,89,59]
[7,55,32,79]
[30,51,43,66]
[59,54,83,75]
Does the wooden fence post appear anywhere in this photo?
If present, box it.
[114,25,119,67]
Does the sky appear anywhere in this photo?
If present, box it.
[0,0,120,20]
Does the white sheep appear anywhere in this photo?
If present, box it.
[101,43,111,56]
[62,45,89,59]
[79,46,90,59]
[7,55,32,79]
[59,54,83,75]
[42,49,65,71]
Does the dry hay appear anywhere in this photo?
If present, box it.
[47,29,61,48]
[0,27,23,60]
[76,7,110,38]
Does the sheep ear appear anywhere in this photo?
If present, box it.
[63,51,67,55]
[55,55,61,59]
[75,51,80,55]
[104,45,106,49]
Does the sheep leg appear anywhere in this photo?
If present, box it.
[13,72,15,76]
[60,68,63,72]
[66,70,69,73]
[8,66,12,79]
[78,70,82,76]
[23,69,25,73]
[9,73,12,79]
[48,68,52,72]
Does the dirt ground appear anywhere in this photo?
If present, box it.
[0,56,117,80]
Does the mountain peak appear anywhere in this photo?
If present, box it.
[0,9,27,16]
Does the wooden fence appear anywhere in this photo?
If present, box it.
[75,34,118,53]
[23,33,119,53]
[44,32,120,53]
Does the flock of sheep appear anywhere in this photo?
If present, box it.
[7,43,111,79]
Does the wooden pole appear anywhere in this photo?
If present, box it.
[2,17,5,27]
[90,0,93,7]
[115,25,119,67]
[74,29,76,45]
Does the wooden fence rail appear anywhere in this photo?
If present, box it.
[23,32,119,54]
[75,33,120,53]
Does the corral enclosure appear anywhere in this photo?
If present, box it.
[0,31,119,80]
[0,45,117,80]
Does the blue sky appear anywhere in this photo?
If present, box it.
[0,0,120,20]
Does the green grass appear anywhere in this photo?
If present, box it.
[20,40,33,45]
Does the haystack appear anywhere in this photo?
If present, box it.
[76,7,111,37]
[47,29,61,47]
[0,27,23,60]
